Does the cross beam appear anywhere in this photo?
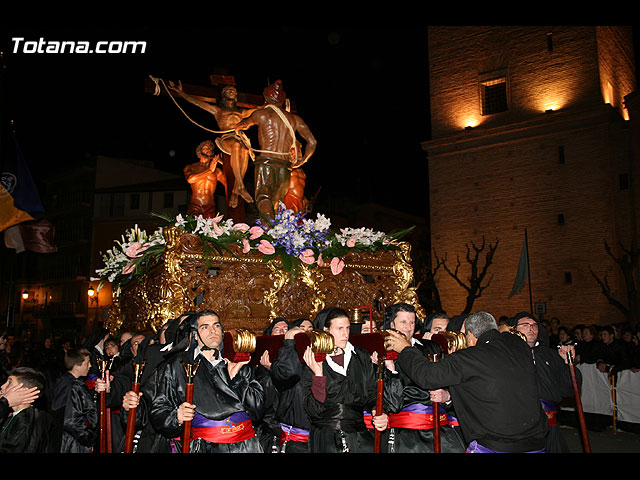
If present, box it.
[143,74,296,111]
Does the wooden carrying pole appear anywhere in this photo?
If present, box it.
[354,329,402,454]
[374,354,385,453]
[609,373,617,434]
[181,360,200,453]
[98,359,108,453]
[106,407,112,453]
[123,361,145,453]
[567,352,591,453]
[428,353,442,453]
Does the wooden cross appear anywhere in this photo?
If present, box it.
[143,74,296,111]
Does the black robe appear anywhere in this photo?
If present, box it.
[576,339,608,364]
[115,360,175,453]
[0,397,10,421]
[150,349,265,453]
[270,338,312,453]
[114,338,202,453]
[107,342,170,453]
[530,334,581,453]
[253,363,281,452]
[0,406,56,453]
[396,330,549,453]
[302,343,382,453]
[52,373,98,453]
[382,338,466,453]
[600,339,634,375]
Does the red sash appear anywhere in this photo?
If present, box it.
[191,412,255,443]
[388,411,450,429]
[280,429,310,444]
[192,419,255,443]
[540,400,558,426]
[544,409,557,426]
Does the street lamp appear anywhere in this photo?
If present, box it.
[22,290,29,300]
[88,285,98,306]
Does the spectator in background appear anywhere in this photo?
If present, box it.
[0,367,55,452]
[572,324,585,344]
[51,348,98,453]
[597,326,633,375]
[557,326,574,347]
[630,327,640,372]
[32,337,63,411]
[0,332,11,385]
[548,318,561,348]
[575,325,607,365]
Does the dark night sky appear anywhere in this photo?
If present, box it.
[0,26,431,218]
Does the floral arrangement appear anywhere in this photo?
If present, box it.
[95,223,166,295]
[96,203,413,294]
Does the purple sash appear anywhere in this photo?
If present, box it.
[400,403,443,414]
[540,399,558,412]
[279,423,310,436]
[466,440,545,453]
[192,411,250,427]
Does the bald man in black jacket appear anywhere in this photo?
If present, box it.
[385,311,549,453]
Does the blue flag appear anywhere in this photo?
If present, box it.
[0,130,45,232]
[509,235,529,298]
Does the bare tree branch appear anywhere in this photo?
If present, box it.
[588,264,630,318]
[433,237,499,315]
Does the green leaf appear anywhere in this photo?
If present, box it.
[281,253,293,272]
[148,211,175,225]
[261,253,277,263]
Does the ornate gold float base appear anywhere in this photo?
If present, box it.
[107,227,424,334]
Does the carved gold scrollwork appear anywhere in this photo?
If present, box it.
[391,242,426,319]
[107,229,425,335]
[263,261,327,320]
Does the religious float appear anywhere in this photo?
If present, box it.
[97,205,423,335]
[97,77,424,335]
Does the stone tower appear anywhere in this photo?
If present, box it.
[424,26,638,326]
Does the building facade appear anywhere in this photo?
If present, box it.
[1,155,188,342]
[424,26,638,326]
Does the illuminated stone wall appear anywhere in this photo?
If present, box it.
[425,26,637,326]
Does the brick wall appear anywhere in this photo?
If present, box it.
[425,26,637,328]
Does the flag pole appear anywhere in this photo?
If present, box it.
[525,228,533,313]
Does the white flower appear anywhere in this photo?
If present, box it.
[175,214,186,228]
[314,213,331,231]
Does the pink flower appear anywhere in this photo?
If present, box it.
[233,223,250,232]
[249,226,265,240]
[213,221,224,236]
[257,239,275,255]
[212,214,224,223]
[346,237,357,248]
[242,238,251,254]
[125,242,148,258]
[317,253,325,267]
[299,249,316,265]
[330,257,345,275]
[122,262,135,275]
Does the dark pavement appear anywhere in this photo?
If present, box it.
[562,422,640,453]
